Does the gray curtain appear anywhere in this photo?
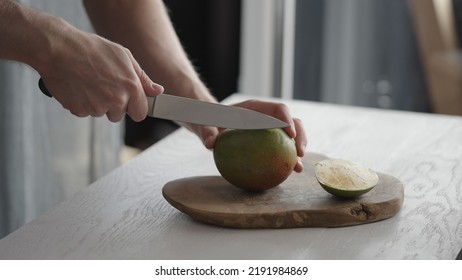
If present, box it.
[0,0,122,238]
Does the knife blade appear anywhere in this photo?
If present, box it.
[147,94,289,129]
[38,78,289,129]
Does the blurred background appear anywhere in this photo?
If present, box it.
[129,0,461,149]
[1,0,461,238]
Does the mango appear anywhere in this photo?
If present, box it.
[213,128,297,192]
[314,159,379,198]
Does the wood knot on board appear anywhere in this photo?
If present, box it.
[350,204,371,220]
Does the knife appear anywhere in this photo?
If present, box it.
[38,78,289,129]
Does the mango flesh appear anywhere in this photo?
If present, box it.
[314,159,379,198]
[213,128,297,192]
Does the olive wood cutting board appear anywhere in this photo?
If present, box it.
[162,153,404,228]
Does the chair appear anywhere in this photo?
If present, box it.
[409,0,462,115]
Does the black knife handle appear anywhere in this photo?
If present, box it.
[38,78,52,98]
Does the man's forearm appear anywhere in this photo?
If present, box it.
[0,0,69,73]
[83,0,215,102]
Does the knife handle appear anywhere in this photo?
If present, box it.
[38,78,52,98]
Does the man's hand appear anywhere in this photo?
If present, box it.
[38,31,164,122]
[0,0,163,122]
[186,99,308,173]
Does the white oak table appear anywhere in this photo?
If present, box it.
[0,94,461,259]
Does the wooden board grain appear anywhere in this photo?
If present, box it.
[162,153,404,228]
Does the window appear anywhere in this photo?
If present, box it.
[239,0,431,112]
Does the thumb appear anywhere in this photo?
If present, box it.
[129,54,164,97]
[140,70,164,97]
[201,126,219,149]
